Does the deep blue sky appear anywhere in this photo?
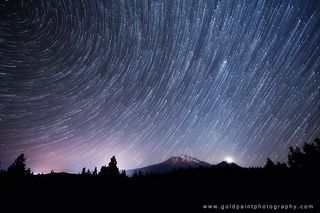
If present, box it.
[1,0,320,173]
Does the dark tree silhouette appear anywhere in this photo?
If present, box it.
[288,147,305,168]
[81,167,86,175]
[121,169,127,177]
[86,169,91,175]
[7,154,31,175]
[100,156,120,177]
[100,166,106,175]
[276,162,288,169]
[92,167,98,175]
[288,138,320,168]
[80,167,91,175]
[264,158,276,169]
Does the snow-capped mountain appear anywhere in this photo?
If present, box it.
[128,155,211,175]
[165,155,211,167]
[127,155,242,175]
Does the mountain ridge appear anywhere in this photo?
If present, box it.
[127,155,241,175]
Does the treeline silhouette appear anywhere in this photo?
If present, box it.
[264,137,320,169]
[1,138,319,212]
[1,137,319,176]
[0,155,126,178]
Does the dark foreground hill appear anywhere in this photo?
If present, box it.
[212,160,242,169]
[1,168,319,212]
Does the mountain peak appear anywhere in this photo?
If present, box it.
[166,154,201,164]
[164,155,211,169]
[213,161,241,169]
[127,156,241,176]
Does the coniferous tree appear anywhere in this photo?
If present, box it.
[81,167,86,175]
[100,156,120,177]
[264,158,276,169]
[287,138,320,168]
[276,162,288,169]
[7,154,31,176]
[86,169,91,175]
[93,167,98,175]
[288,147,304,168]
[108,156,119,176]
[121,169,127,177]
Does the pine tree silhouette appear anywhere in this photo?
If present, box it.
[81,167,86,175]
[276,162,288,169]
[288,138,320,168]
[121,169,127,177]
[100,156,120,177]
[7,154,31,176]
[86,169,91,175]
[93,167,98,175]
[264,158,276,169]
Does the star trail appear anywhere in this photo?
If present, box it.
[1,0,320,173]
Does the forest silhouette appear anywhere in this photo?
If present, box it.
[1,138,319,212]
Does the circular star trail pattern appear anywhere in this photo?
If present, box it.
[1,0,320,172]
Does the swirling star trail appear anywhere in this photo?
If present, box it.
[1,0,320,173]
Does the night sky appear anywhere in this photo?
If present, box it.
[1,0,320,173]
